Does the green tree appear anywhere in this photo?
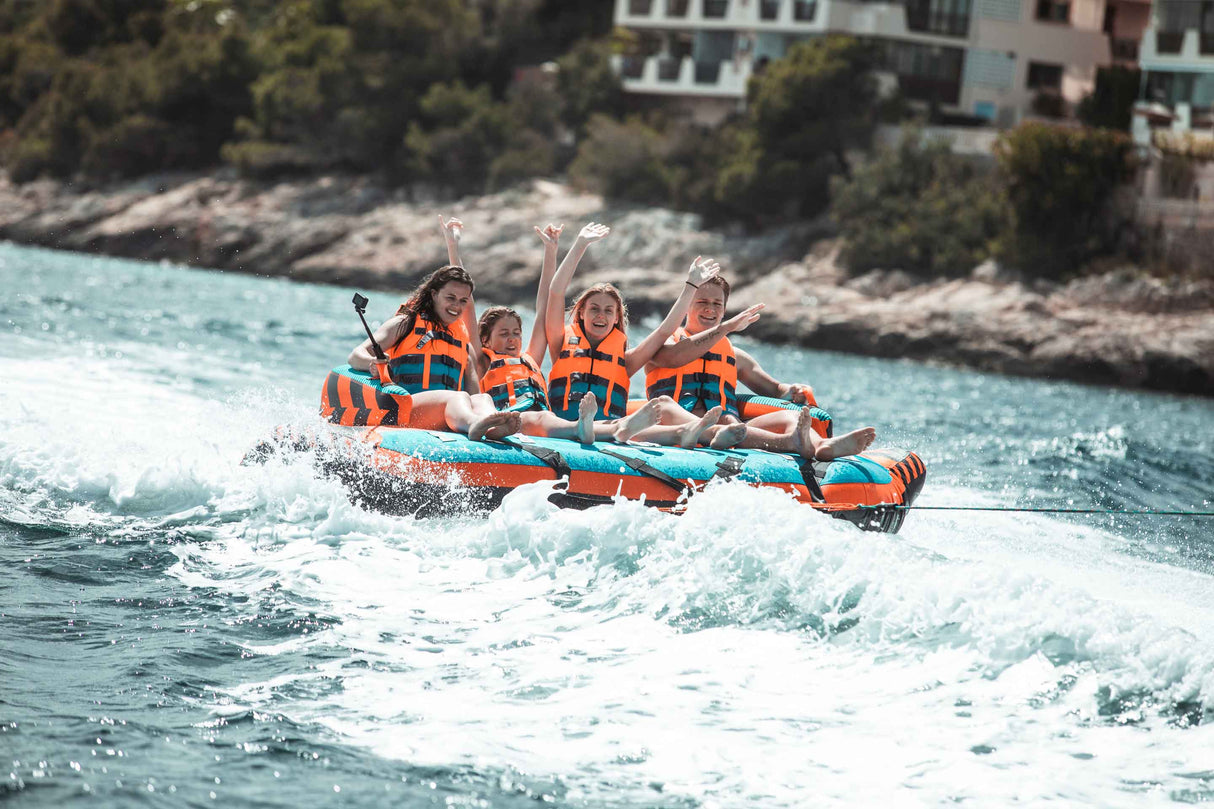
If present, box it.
[567,114,674,203]
[716,35,878,222]
[554,37,624,137]
[1077,65,1141,131]
[994,122,1136,277]
[831,129,1007,276]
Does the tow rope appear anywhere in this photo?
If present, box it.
[855,505,1214,517]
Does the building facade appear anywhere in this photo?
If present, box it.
[1135,0,1214,141]
[613,0,1125,125]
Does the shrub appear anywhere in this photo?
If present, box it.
[994,122,1136,277]
[831,129,1007,276]
[220,139,318,178]
[81,114,173,178]
[1077,66,1140,132]
[567,114,674,202]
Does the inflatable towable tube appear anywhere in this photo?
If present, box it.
[249,366,927,534]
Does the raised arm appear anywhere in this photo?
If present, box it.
[437,215,486,384]
[545,222,611,364]
[735,347,815,403]
[461,293,485,394]
[439,215,463,266]
[526,223,563,364]
[623,256,720,377]
[648,303,765,369]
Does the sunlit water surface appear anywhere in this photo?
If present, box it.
[2,243,1213,807]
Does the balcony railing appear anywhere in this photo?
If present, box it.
[793,0,817,20]
[761,0,780,19]
[695,61,723,83]
[703,0,729,17]
[905,0,971,36]
[621,56,646,78]
[629,0,653,14]
[665,0,690,16]
[898,75,962,105]
[1156,30,1186,52]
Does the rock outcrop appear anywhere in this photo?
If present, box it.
[2,171,1211,396]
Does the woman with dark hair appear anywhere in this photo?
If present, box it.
[347,217,520,441]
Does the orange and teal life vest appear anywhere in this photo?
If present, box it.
[479,348,549,412]
[547,323,629,420]
[385,314,470,393]
[645,327,739,418]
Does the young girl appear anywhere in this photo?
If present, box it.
[346,218,520,442]
[474,224,721,447]
[544,223,746,450]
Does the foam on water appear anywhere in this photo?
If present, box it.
[152,473,1213,806]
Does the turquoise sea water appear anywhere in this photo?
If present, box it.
[2,242,1213,807]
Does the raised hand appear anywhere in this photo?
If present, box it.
[686,255,721,287]
[575,222,610,245]
[534,223,564,248]
[722,303,765,335]
[438,215,463,244]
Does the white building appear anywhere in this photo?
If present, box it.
[612,0,1128,126]
[1134,0,1214,142]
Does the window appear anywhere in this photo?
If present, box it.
[704,0,729,18]
[793,0,816,20]
[905,0,971,36]
[1026,61,1063,90]
[877,40,965,105]
[761,0,781,19]
[1034,0,1069,22]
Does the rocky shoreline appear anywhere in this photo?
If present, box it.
[3,171,1211,396]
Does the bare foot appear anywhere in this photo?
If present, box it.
[612,399,661,443]
[816,426,876,460]
[791,406,818,460]
[576,392,597,444]
[709,422,747,449]
[676,406,723,449]
[469,411,522,442]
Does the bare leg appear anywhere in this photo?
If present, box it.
[518,410,580,440]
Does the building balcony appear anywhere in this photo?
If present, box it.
[611,53,753,96]
[614,0,825,29]
[1140,26,1214,65]
[897,75,962,105]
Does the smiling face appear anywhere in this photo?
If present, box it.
[487,314,523,356]
[578,292,620,343]
[430,282,473,327]
[687,283,727,334]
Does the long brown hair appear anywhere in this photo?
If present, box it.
[568,282,629,333]
[478,305,522,347]
[397,265,475,330]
